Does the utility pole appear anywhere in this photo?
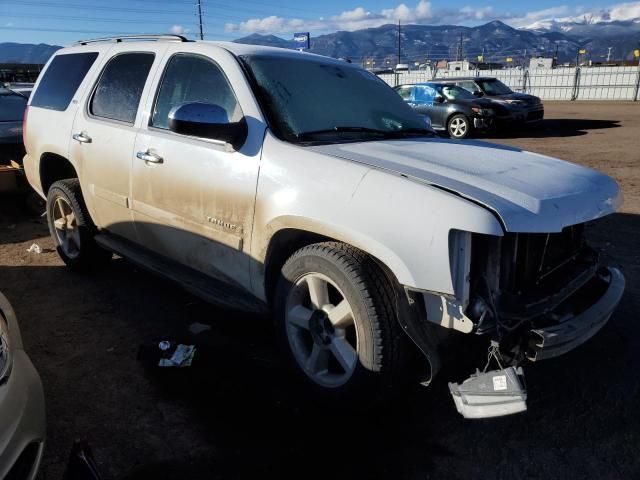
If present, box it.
[397,20,401,66]
[607,46,612,62]
[456,32,463,61]
[197,0,204,40]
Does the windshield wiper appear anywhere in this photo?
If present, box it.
[296,126,388,140]
[296,126,434,141]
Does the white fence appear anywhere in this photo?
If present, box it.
[377,66,640,101]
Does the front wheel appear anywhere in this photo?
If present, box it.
[274,242,411,401]
[447,114,471,139]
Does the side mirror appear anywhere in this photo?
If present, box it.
[473,90,483,97]
[168,102,248,149]
[434,95,445,103]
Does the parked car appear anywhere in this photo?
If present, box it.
[439,77,544,122]
[395,63,410,73]
[23,37,624,416]
[394,82,514,139]
[0,87,28,166]
[0,292,46,480]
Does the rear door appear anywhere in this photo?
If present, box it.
[70,45,166,241]
[130,45,264,292]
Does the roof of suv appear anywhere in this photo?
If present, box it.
[60,38,341,63]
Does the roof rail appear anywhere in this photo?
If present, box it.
[75,34,188,46]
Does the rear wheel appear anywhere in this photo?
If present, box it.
[274,242,411,401]
[448,114,471,139]
[46,179,111,271]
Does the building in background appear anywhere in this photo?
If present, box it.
[529,57,555,69]
[0,64,42,83]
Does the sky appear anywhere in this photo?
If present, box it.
[1,0,639,45]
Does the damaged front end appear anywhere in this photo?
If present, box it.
[426,223,625,418]
[466,224,625,364]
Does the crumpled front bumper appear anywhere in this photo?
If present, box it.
[527,267,625,361]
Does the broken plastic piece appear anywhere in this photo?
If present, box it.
[26,243,42,254]
[158,344,196,367]
[449,366,527,419]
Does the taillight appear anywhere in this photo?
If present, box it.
[22,105,28,150]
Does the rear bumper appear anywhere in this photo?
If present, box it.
[527,267,625,361]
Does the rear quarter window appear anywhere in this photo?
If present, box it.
[30,52,98,111]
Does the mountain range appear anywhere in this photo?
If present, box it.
[235,20,640,64]
[0,19,638,65]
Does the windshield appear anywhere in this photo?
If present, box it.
[0,91,27,122]
[241,55,431,143]
[439,85,475,101]
[478,79,513,95]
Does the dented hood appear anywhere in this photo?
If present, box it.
[309,138,622,233]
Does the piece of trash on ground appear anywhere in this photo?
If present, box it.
[189,322,212,334]
[26,243,42,254]
[158,344,196,368]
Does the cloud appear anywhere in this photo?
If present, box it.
[224,1,640,35]
[504,2,640,29]
[225,1,434,34]
[170,25,189,35]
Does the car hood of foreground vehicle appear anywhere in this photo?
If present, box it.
[309,138,622,233]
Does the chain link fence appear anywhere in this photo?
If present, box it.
[377,65,640,101]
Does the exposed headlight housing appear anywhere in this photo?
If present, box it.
[0,312,13,382]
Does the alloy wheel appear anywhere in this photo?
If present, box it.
[285,272,359,388]
[51,197,81,259]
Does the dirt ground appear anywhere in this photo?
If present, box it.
[1,101,639,480]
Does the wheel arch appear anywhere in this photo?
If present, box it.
[261,220,410,306]
[446,110,469,128]
[39,153,79,194]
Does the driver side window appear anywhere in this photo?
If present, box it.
[151,53,242,130]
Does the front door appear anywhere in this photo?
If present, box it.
[131,49,263,292]
[70,46,164,241]
[413,85,445,128]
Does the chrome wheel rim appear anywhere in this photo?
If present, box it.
[51,197,81,259]
[450,117,467,138]
[285,272,358,388]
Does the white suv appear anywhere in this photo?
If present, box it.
[23,35,624,415]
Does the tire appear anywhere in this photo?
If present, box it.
[447,113,471,139]
[274,242,411,401]
[46,179,112,271]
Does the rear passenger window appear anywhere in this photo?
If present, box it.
[151,53,242,130]
[30,52,98,111]
[457,81,480,93]
[90,53,155,124]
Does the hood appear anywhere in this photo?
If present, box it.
[309,138,621,233]
[490,92,541,105]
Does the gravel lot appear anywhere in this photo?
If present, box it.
[1,101,639,479]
